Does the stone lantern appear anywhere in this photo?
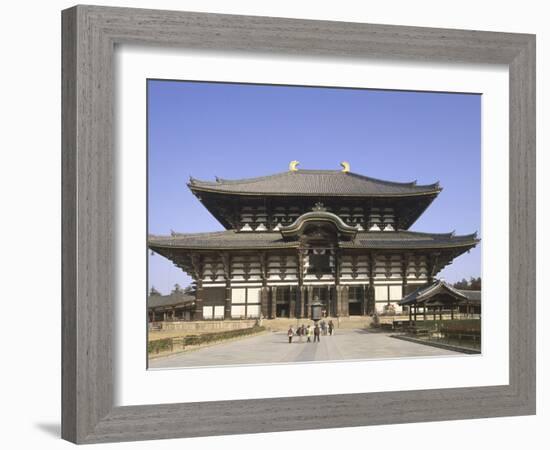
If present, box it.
[310,296,323,323]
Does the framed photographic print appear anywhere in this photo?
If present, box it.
[62,5,535,444]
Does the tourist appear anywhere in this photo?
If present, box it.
[296,324,303,343]
[287,326,294,344]
[306,325,312,343]
[320,320,327,336]
[328,320,334,336]
[313,324,321,342]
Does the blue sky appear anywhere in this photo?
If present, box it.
[148,80,481,294]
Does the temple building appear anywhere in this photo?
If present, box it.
[398,280,481,322]
[148,286,195,322]
[148,162,479,321]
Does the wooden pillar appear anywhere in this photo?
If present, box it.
[408,305,412,323]
[224,280,232,319]
[335,285,342,317]
[335,249,342,317]
[439,306,443,321]
[306,285,313,318]
[191,254,204,321]
[297,249,305,319]
[367,252,376,315]
[298,286,305,318]
[289,286,296,318]
[400,253,410,320]
[341,285,349,317]
[433,307,436,321]
[260,286,269,319]
[427,254,434,285]
[270,286,277,319]
[326,287,332,318]
[194,278,204,320]
[451,303,455,320]
[401,253,410,305]
[260,252,269,319]
[413,301,417,322]
[423,304,426,321]
[220,253,232,320]
[427,252,440,285]
[361,284,367,316]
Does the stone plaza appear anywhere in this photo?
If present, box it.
[149,329,461,369]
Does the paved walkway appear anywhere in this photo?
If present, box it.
[149,329,459,369]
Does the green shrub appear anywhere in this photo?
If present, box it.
[184,326,265,346]
[440,320,480,335]
[148,326,265,354]
[405,319,481,337]
[147,338,172,354]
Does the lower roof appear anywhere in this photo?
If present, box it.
[457,289,482,303]
[148,293,195,309]
[148,230,478,251]
[399,280,477,305]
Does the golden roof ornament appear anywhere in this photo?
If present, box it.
[289,160,300,171]
[340,161,351,173]
[312,202,327,212]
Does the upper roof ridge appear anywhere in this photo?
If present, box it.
[344,171,439,189]
[188,169,441,191]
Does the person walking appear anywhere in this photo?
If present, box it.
[287,326,294,344]
[313,324,321,343]
[320,320,327,336]
[306,325,312,343]
[328,320,334,336]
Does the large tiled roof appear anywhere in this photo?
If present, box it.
[457,289,481,302]
[148,293,195,309]
[341,230,478,249]
[399,280,469,305]
[148,230,478,251]
[149,231,295,250]
[188,170,441,197]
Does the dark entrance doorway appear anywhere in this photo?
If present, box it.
[348,286,365,316]
[275,287,291,318]
[275,286,298,318]
[348,302,362,316]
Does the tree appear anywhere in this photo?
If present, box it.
[149,286,161,296]
[453,277,481,290]
[469,277,481,290]
[453,278,469,290]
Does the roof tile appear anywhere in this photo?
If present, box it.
[148,230,478,250]
[189,170,440,197]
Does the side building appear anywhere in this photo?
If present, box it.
[148,162,479,320]
[148,286,196,322]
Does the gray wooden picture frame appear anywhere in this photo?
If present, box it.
[61,5,536,444]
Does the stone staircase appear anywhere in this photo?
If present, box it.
[262,316,373,332]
